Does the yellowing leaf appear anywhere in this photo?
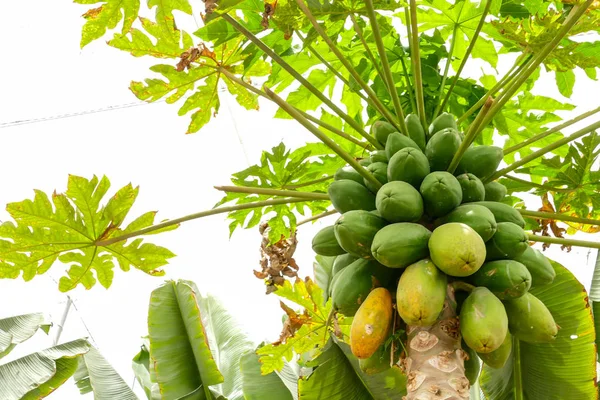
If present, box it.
[75,0,140,48]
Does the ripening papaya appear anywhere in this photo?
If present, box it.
[364,162,388,193]
[513,246,556,287]
[456,173,485,203]
[484,181,507,202]
[312,225,345,256]
[405,113,427,151]
[331,259,393,316]
[462,340,481,385]
[385,133,421,160]
[396,259,447,326]
[328,180,376,213]
[359,345,392,375]
[334,210,386,259]
[332,253,358,276]
[478,332,512,369]
[375,181,424,223]
[428,223,486,277]
[455,145,504,180]
[503,292,558,343]
[485,222,529,260]
[425,128,462,171]
[428,112,458,140]
[460,287,508,353]
[387,147,430,189]
[350,287,393,359]
[334,165,365,185]
[420,171,463,218]
[471,201,525,228]
[468,260,532,300]
[371,120,398,146]
[436,204,497,242]
[371,223,432,268]
[370,150,388,164]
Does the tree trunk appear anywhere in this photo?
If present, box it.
[403,286,470,400]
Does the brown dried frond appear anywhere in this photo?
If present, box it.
[256,222,299,294]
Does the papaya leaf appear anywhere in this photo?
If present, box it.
[257,278,333,374]
[0,175,177,292]
[480,260,597,399]
[147,0,192,42]
[74,0,140,48]
[108,17,194,59]
[0,313,51,360]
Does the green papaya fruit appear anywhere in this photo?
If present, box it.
[513,246,556,287]
[462,340,481,385]
[385,133,421,160]
[503,292,558,343]
[359,345,391,375]
[370,150,388,164]
[328,180,376,213]
[371,223,431,268]
[428,112,458,139]
[429,222,486,277]
[478,332,512,369]
[468,260,532,300]
[371,120,397,146]
[370,210,382,217]
[364,162,388,193]
[331,259,390,316]
[471,201,525,228]
[359,158,372,167]
[485,222,528,260]
[436,204,497,242]
[396,259,447,326]
[375,181,424,223]
[332,253,358,276]
[420,172,463,218]
[484,181,507,202]
[455,146,504,180]
[387,147,430,188]
[328,271,342,297]
[456,173,485,203]
[312,225,345,256]
[334,210,386,259]
[405,113,427,151]
[425,128,462,171]
[460,287,508,353]
[334,165,365,185]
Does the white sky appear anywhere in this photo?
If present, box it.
[0,1,599,399]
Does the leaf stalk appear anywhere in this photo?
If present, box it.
[519,210,600,226]
[408,0,427,128]
[527,234,600,249]
[213,186,330,200]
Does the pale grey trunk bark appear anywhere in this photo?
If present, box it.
[402,286,470,400]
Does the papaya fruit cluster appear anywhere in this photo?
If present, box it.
[312,113,559,374]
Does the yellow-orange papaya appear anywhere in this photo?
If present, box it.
[350,287,393,359]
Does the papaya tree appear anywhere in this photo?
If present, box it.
[1,0,600,398]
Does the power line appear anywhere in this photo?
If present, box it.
[0,99,165,130]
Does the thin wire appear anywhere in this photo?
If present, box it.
[0,100,165,130]
[221,84,252,167]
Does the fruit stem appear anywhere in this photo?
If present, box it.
[474,0,594,133]
[457,53,531,125]
[408,0,427,128]
[297,209,338,226]
[364,0,409,136]
[94,197,308,247]
[447,96,494,173]
[432,23,460,119]
[504,105,600,156]
[293,0,401,134]
[222,14,380,149]
[519,210,600,226]
[295,31,369,104]
[450,281,475,293]
[513,337,524,400]
[283,175,334,190]
[438,0,491,116]
[527,234,600,249]
[264,86,384,189]
[219,67,371,150]
[487,119,600,182]
[214,186,330,200]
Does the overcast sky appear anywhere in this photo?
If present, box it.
[1,1,599,399]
